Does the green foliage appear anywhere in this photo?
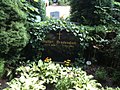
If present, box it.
[70,0,97,25]
[55,77,73,90]
[112,70,120,85]
[26,19,85,60]
[104,87,120,90]
[19,0,46,61]
[49,0,70,6]
[4,60,102,90]
[0,22,29,55]
[0,58,5,79]
[83,24,120,68]
[26,0,46,21]
[95,67,107,81]
[0,0,33,80]
[20,0,41,25]
[70,0,120,25]
[26,19,120,68]
[0,0,29,62]
[113,1,120,26]
[58,0,70,6]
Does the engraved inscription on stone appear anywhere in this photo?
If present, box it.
[42,30,80,61]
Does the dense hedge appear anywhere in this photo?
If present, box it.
[27,0,46,21]
[49,0,70,6]
[0,0,29,62]
[0,0,46,79]
[70,0,120,25]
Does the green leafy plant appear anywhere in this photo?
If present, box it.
[0,58,5,79]
[49,0,70,6]
[70,0,120,25]
[95,67,108,81]
[103,87,120,90]
[0,0,29,64]
[4,60,102,90]
[26,19,85,60]
[55,77,73,90]
[112,70,120,86]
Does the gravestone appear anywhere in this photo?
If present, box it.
[42,30,80,62]
[50,11,60,19]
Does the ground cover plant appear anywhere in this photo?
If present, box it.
[3,60,120,90]
[4,60,102,90]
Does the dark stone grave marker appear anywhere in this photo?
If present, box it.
[42,30,80,62]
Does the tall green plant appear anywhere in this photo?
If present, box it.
[49,0,70,6]
[70,0,117,25]
[0,0,29,64]
[0,58,5,79]
[26,0,46,21]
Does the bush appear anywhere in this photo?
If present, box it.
[0,0,29,63]
[112,70,120,85]
[104,87,120,90]
[83,24,120,68]
[0,58,5,79]
[49,0,70,6]
[95,67,108,81]
[27,0,46,21]
[4,60,102,90]
[70,0,120,25]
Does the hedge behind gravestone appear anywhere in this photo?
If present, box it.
[70,0,115,25]
[49,0,70,6]
[0,0,29,64]
[27,0,46,21]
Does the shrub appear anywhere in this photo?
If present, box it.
[0,58,5,79]
[70,0,120,25]
[49,0,70,6]
[4,60,102,90]
[55,77,73,90]
[95,67,108,81]
[83,24,120,68]
[104,87,120,90]
[0,0,29,63]
[27,0,46,21]
[112,70,120,86]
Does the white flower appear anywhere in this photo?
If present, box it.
[86,61,92,65]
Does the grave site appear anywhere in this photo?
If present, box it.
[0,0,120,90]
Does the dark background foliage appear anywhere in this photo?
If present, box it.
[70,0,120,25]
[49,0,70,6]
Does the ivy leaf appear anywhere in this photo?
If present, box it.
[34,0,39,2]
[21,0,26,2]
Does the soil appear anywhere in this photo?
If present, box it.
[0,79,9,90]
